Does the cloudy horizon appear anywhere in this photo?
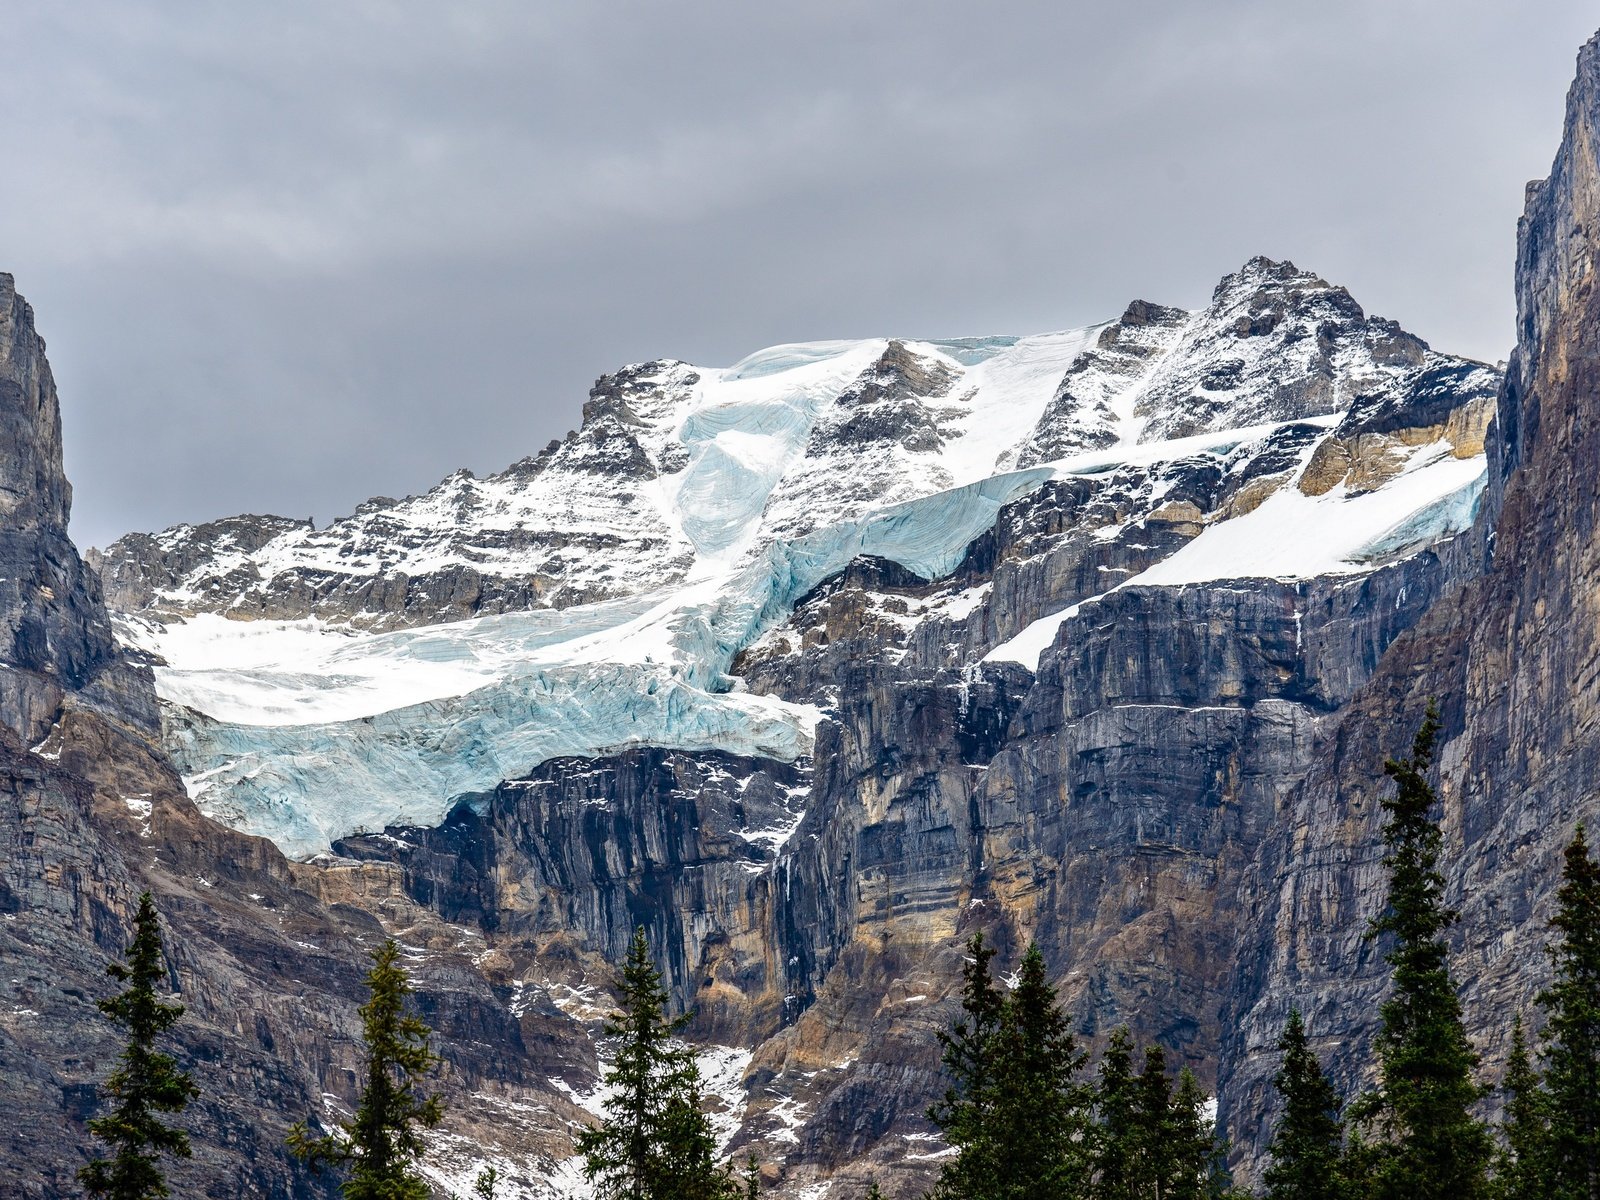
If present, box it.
[2,1,1594,548]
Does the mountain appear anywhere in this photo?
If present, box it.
[0,274,602,1199]
[1221,27,1600,1165]
[6,27,1600,1198]
[88,243,1500,1197]
[98,256,1497,862]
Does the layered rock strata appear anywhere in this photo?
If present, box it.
[1221,29,1600,1183]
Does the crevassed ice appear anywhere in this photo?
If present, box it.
[721,340,868,381]
[172,464,1054,857]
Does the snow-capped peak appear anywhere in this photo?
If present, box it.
[98,259,1501,856]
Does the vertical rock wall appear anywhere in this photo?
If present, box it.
[0,274,153,743]
[1222,29,1600,1184]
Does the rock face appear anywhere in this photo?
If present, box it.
[1220,28,1600,1182]
[339,748,811,1046]
[0,278,606,1199]
[96,362,706,629]
[0,276,150,744]
[1,699,615,1199]
[1011,257,1489,466]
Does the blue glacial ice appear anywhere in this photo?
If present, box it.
[170,465,1056,858]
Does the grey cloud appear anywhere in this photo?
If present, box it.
[0,0,1593,547]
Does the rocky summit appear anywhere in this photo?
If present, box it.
[9,29,1600,1200]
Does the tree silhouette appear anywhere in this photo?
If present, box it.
[80,891,198,1200]
[288,938,443,1199]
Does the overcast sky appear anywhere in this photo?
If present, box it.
[2,2,1595,548]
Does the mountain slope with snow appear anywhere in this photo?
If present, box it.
[99,257,1500,857]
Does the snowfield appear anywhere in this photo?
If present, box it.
[119,262,1499,856]
[985,435,1487,670]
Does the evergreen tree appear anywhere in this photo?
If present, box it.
[929,932,1006,1200]
[79,891,198,1200]
[577,927,735,1200]
[1134,1045,1177,1194]
[864,1184,884,1200]
[655,1064,732,1200]
[1088,1036,1226,1199]
[288,938,444,1199]
[1171,1067,1228,1200]
[1493,1015,1551,1200]
[1351,702,1492,1200]
[1337,1125,1379,1200]
[473,1165,499,1200]
[1090,1027,1142,1199]
[1539,825,1600,1200]
[991,942,1091,1200]
[1262,1009,1343,1200]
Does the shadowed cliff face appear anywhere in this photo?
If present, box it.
[1221,29,1600,1184]
[337,747,812,1045]
[0,281,363,1192]
[0,279,603,1200]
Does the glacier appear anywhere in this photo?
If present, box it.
[161,462,1060,857]
[116,262,1502,857]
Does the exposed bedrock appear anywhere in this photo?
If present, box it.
[0,273,604,1199]
[95,363,706,629]
[309,339,1501,1194]
[1,701,602,1198]
[338,748,811,1046]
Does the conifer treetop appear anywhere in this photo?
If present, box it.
[79,891,198,1200]
[287,937,443,1200]
[1536,825,1600,1198]
[1262,1008,1343,1200]
[1351,701,1492,1200]
[578,926,739,1200]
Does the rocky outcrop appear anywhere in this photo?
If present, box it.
[2,697,611,1198]
[818,339,957,452]
[1013,258,1502,469]
[97,362,705,629]
[0,275,152,744]
[1298,382,1496,498]
[338,748,811,1046]
[92,513,313,613]
[1015,299,1190,465]
[753,340,974,545]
